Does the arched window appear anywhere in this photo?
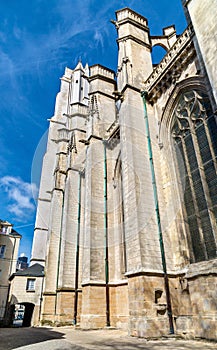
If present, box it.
[172,89,217,262]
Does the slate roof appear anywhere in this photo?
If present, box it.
[11,229,22,237]
[0,219,22,237]
[9,263,44,280]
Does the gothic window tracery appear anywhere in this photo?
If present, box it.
[172,89,217,262]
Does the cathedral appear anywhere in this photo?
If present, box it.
[9,0,217,340]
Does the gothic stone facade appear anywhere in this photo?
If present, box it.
[30,2,217,340]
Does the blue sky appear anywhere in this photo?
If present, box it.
[0,0,187,260]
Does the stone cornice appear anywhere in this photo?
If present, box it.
[68,104,88,117]
[89,90,116,100]
[56,288,82,292]
[87,135,103,142]
[34,227,48,231]
[43,292,56,296]
[89,74,116,86]
[117,17,148,32]
[125,268,188,278]
[51,187,65,194]
[81,280,128,287]
[69,128,86,133]
[121,83,141,95]
[186,259,217,279]
[89,64,116,85]
[30,257,45,263]
[143,26,195,100]
[37,198,51,203]
[108,280,128,287]
[66,167,85,175]
[117,35,151,50]
[116,8,148,30]
[90,64,115,76]
[60,76,71,84]
[81,281,106,287]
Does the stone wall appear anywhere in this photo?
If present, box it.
[0,233,20,322]
[9,275,43,326]
[27,5,217,341]
[186,0,217,105]
[186,260,217,340]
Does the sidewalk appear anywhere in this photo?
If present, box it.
[0,327,216,350]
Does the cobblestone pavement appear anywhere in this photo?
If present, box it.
[0,327,216,350]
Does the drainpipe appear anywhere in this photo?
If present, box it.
[141,91,174,335]
[73,171,82,325]
[55,189,65,315]
[38,272,45,322]
[103,141,110,327]
[4,280,11,326]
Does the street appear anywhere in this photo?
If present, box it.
[0,327,216,350]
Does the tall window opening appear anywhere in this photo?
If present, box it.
[0,245,6,258]
[172,89,217,262]
[113,152,127,276]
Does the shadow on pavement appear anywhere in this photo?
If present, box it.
[0,327,64,350]
[88,338,216,350]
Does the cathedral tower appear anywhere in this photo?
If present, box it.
[23,5,217,341]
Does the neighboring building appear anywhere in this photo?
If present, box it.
[7,263,44,327]
[17,254,29,271]
[12,1,217,340]
[0,220,21,324]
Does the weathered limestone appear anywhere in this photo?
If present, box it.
[10,4,217,341]
[31,68,71,267]
[7,264,44,327]
[185,0,217,105]
[115,8,153,89]
[80,65,117,328]
[0,222,21,324]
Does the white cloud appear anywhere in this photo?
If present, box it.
[0,0,115,77]
[0,176,38,221]
[94,30,104,48]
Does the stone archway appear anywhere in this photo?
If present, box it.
[22,303,35,327]
[12,303,35,327]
